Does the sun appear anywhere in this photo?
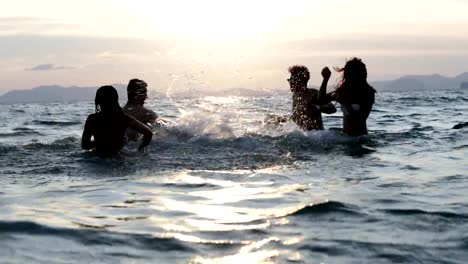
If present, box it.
[131,0,291,41]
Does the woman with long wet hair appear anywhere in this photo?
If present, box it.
[81,85,153,156]
[319,58,376,136]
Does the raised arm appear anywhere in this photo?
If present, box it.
[81,115,96,150]
[126,114,154,151]
[318,67,332,104]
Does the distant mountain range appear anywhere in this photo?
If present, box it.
[0,72,467,103]
[371,72,468,92]
[0,84,127,103]
[0,85,279,103]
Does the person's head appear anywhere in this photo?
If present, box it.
[95,85,121,113]
[288,65,310,92]
[336,58,371,93]
[127,78,148,105]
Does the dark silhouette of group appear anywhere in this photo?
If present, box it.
[82,57,376,156]
[288,58,375,136]
[81,80,156,157]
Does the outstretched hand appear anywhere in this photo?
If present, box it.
[321,67,331,79]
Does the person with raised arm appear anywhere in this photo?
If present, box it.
[318,58,376,136]
[288,65,336,131]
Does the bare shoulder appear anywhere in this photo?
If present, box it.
[144,107,157,116]
[142,107,158,121]
[85,113,98,123]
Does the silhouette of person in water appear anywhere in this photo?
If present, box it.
[82,85,153,156]
[289,65,336,131]
[123,79,158,141]
[318,58,376,136]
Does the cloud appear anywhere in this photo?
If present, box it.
[25,64,75,71]
[0,35,168,59]
[279,34,468,56]
[0,17,41,23]
[0,16,69,35]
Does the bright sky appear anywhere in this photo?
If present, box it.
[1,0,468,93]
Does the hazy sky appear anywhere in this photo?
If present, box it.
[1,0,468,94]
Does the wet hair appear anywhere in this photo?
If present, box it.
[288,65,310,84]
[95,85,123,114]
[127,78,148,103]
[335,58,375,97]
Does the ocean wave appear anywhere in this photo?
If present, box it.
[151,124,364,156]
[0,144,19,154]
[30,120,82,126]
[3,127,369,154]
[9,109,26,113]
[382,209,468,219]
[453,122,468,129]
[408,125,435,133]
[298,239,440,263]
[289,201,361,217]
[0,221,194,252]
[0,115,426,174]
[23,137,80,151]
[0,128,380,174]
[374,130,433,143]
[394,96,434,103]
[453,144,468,150]
[23,166,68,175]
[0,128,43,137]
[161,182,219,189]
[12,127,29,131]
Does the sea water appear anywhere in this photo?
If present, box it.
[0,90,467,263]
